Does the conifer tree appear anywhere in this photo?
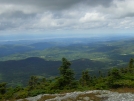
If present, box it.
[58,58,75,89]
[79,70,90,86]
[0,82,7,95]
[129,58,134,68]
[28,76,38,89]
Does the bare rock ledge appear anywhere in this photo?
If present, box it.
[17,90,134,101]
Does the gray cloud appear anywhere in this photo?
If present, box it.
[0,11,36,19]
[0,0,113,11]
[85,0,113,7]
[0,10,36,30]
[0,21,18,30]
[0,0,134,33]
[0,0,81,11]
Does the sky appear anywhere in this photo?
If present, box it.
[0,0,134,39]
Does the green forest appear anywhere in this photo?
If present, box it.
[1,38,134,88]
[0,57,134,100]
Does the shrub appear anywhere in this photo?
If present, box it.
[14,90,28,99]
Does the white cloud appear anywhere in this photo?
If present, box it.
[79,12,105,22]
[113,0,134,18]
[97,0,134,19]
[31,12,76,30]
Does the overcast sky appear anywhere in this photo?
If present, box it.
[0,0,134,38]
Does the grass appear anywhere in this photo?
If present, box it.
[37,95,61,101]
[111,88,134,93]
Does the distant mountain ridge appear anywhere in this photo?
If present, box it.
[0,57,107,86]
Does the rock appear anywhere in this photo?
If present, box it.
[17,90,134,101]
[83,97,90,101]
[106,93,134,101]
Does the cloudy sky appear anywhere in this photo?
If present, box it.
[0,0,134,38]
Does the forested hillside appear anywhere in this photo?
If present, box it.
[0,57,112,86]
[0,58,134,100]
[0,37,134,100]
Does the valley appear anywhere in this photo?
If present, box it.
[0,36,134,86]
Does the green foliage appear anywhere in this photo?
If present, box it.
[28,76,38,90]
[1,58,134,100]
[28,89,45,97]
[95,83,107,90]
[14,90,28,99]
[113,80,134,88]
[110,68,121,79]
[56,58,76,89]
[79,70,91,86]
[0,82,7,95]
[129,58,134,68]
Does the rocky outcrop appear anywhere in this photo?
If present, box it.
[17,90,134,101]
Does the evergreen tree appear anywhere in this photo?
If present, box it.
[79,70,90,86]
[111,68,120,79]
[28,76,38,89]
[107,68,121,88]
[57,58,75,89]
[129,58,134,68]
[99,70,103,78]
[0,82,7,95]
